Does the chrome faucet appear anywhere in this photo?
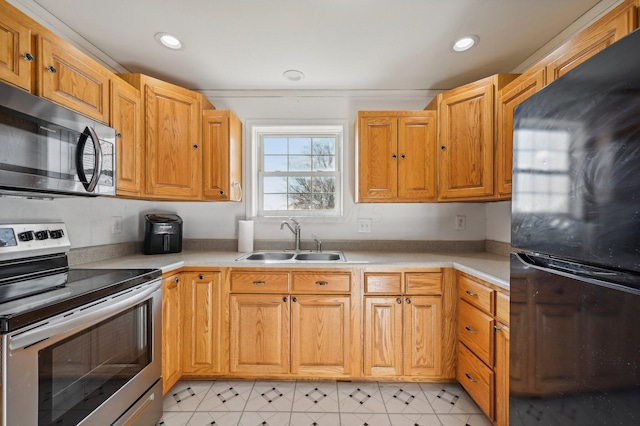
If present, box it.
[280,218,301,251]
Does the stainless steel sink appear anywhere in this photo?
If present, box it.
[243,252,295,261]
[236,250,346,262]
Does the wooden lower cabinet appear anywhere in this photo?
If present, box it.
[162,273,182,394]
[229,293,290,375]
[364,296,442,378]
[456,272,510,424]
[182,271,223,376]
[291,294,352,376]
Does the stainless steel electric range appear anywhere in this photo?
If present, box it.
[0,223,162,426]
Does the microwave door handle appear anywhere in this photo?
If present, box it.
[75,126,103,192]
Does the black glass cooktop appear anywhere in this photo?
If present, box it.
[0,268,161,333]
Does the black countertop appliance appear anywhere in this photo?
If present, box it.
[143,213,183,255]
[509,28,640,425]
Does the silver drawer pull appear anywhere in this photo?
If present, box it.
[465,372,477,383]
[253,281,266,286]
[464,325,477,334]
[465,289,478,297]
[316,281,328,286]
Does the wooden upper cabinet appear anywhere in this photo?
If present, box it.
[356,111,436,202]
[119,74,203,200]
[202,110,242,201]
[111,79,142,197]
[496,67,545,198]
[437,74,518,201]
[37,36,111,123]
[357,114,398,201]
[397,115,437,200]
[544,0,637,84]
[0,7,33,91]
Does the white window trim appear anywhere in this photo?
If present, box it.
[245,119,347,220]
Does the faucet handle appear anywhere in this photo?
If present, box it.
[314,238,322,252]
[289,217,299,226]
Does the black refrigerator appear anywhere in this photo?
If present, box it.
[510,28,640,425]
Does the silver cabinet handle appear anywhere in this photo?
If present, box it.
[396,298,402,304]
[283,297,287,302]
[465,290,478,297]
[406,298,411,304]
[199,274,204,280]
[253,281,265,286]
[22,52,34,62]
[465,372,477,383]
[45,65,57,73]
[316,281,328,286]
[465,325,478,334]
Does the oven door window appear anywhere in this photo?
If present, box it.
[37,300,151,426]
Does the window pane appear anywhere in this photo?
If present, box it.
[312,177,335,193]
[289,156,311,171]
[288,177,311,194]
[313,156,335,171]
[312,193,335,209]
[264,176,287,193]
[289,138,311,155]
[313,138,335,155]
[263,194,287,210]
[264,137,287,155]
[288,194,312,210]
[264,155,288,172]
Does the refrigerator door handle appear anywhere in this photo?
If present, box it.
[514,252,640,296]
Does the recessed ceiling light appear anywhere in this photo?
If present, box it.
[283,70,305,82]
[452,35,479,52]
[155,32,183,50]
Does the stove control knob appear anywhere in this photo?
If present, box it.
[35,230,49,240]
[18,231,34,241]
[49,229,65,239]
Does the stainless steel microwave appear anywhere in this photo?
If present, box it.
[0,81,116,197]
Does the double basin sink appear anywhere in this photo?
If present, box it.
[236,250,346,262]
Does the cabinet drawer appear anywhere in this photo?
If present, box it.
[292,272,351,293]
[364,273,402,294]
[457,343,494,419]
[458,274,494,314]
[230,271,289,293]
[458,300,494,366]
[495,291,510,326]
[405,272,442,295]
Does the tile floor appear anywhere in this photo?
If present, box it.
[158,379,492,426]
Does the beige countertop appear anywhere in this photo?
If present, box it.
[81,250,510,290]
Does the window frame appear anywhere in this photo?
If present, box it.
[247,121,346,219]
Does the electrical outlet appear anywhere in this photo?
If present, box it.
[455,215,466,231]
[357,218,372,233]
[111,216,123,234]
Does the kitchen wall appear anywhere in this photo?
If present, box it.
[0,92,502,249]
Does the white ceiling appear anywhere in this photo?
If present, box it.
[12,0,615,92]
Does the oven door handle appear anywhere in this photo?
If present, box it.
[9,281,160,351]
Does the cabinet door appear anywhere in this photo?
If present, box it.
[403,295,442,377]
[437,80,495,200]
[112,80,142,197]
[363,296,403,377]
[182,272,222,375]
[496,67,545,198]
[494,323,509,426]
[0,10,32,91]
[144,83,202,199]
[229,294,290,375]
[202,111,242,201]
[162,273,182,394]
[397,115,437,201]
[357,115,398,201]
[291,295,352,376]
[38,36,110,123]
[544,0,637,84]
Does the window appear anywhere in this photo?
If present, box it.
[250,123,344,217]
